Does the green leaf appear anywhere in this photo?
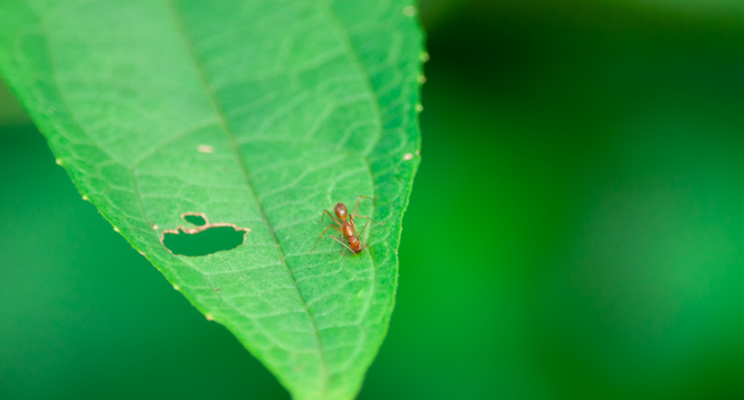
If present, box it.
[0,1,423,399]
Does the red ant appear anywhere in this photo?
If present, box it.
[307,196,383,255]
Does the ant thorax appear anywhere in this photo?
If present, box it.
[341,222,354,238]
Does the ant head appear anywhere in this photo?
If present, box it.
[341,222,354,238]
[334,203,348,221]
[348,236,362,254]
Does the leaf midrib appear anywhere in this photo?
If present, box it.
[163,0,331,394]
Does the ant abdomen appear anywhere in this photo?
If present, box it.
[334,203,348,221]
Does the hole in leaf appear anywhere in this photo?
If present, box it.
[162,226,248,256]
[161,214,250,257]
[183,214,206,226]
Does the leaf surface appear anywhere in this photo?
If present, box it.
[0,1,423,399]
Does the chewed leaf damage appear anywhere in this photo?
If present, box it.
[182,212,207,226]
[160,213,250,257]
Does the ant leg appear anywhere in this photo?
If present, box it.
[350,196,384,229]
[334,237,346,257]
[353,221,372,253]
[352,195,373,216]
[307,224,342,254]
[351,214,385,227]
[358,220,370,239]
[330,235,354,255]
[318,209,342,225]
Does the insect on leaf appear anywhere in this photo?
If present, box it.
[0,1,424,399]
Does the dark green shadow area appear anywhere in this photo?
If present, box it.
[360,1,744,399]
[0,126,290,400]
[162,225,247,257]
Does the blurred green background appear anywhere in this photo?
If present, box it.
[2,0,744,398]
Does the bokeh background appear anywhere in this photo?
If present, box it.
[2,0,744,398]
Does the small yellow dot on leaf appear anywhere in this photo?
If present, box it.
[197,144,214,154]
